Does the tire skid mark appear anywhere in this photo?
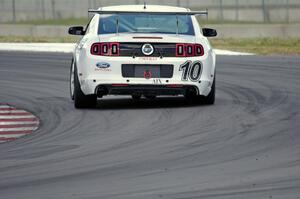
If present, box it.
[0,53,300,199]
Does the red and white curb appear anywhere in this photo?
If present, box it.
[0,104,39,143]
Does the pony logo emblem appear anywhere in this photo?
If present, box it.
[141,44,154,56]
[144,70,152,79]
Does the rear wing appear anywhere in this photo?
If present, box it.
[88,9,208,16]
[88,8,208,35]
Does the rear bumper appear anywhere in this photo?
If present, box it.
[95,84,198,97]
[77,51,215,97]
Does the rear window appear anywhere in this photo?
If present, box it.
[98,14,195,35]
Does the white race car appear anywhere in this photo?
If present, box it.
[69,4,217,108]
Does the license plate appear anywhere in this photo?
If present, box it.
[122,64,173,78]
[135,66,160,78]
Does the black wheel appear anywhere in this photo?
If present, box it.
[132,94,142,100]
[202,76,215,105]
[73,63,97,109]
[144,95,156,100]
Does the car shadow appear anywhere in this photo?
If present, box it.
[94,96,207,110]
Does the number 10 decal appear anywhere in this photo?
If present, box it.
[179,61,202,81]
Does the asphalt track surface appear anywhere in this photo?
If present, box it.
[0,51,299,199]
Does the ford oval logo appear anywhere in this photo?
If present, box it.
[142,44,154,56]
[96,62,110,68]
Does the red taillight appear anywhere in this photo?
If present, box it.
[90,43,101,55]
[110,43,120,55]
[194,44,204,56]
[176,44,185,57]
[186,44,194,56]
[176,43,204,57]
[101,43,109,55]
[91,42,120,56]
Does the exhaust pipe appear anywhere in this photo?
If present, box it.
[96,86,108,98]
[186,87,197,96]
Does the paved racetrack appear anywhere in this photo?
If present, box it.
[0,52,299,199]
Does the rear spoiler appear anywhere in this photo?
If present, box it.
[88,9,208,35]
[88,9,208,16]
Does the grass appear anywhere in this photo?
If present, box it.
[210,38,300,55]
[7,18,89,26]
[0,36,299,55]
[0,36,78,43]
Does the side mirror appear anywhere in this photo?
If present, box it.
[68,26,85,35]
[202,28,217,37]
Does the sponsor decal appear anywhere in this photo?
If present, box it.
[138,57,158,61]
[95,62,111,71]
[142,44,154,56]
[153,79,162,84]
[95,68,111,72]
[96,62,110,68]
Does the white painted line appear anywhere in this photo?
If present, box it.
[0,126,38,131]
[0,110,27,113]
[0,134,28,138]
[0,105,11,108]
[214,49,254,56]
[0,43,75,53]
[0,121,39,125]
[0,43,254,55]
[0,115,35,119]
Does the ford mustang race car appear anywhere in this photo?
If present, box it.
[69,5,217,108]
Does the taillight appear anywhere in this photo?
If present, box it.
[90,43,101,55]
[176,43,204,57]
[186,44,194,56]
[194,44,204,56]
[110,43,119,55]
[176,44,185,57]
[90,42,120,56]
[101,43,109,55]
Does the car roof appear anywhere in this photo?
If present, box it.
[99,5,190,13]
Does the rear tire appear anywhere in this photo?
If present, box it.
[202,76,215,105]
[73,64,97,109]
[184,76,215,105]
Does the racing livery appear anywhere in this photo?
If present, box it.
[69,5,217,108]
